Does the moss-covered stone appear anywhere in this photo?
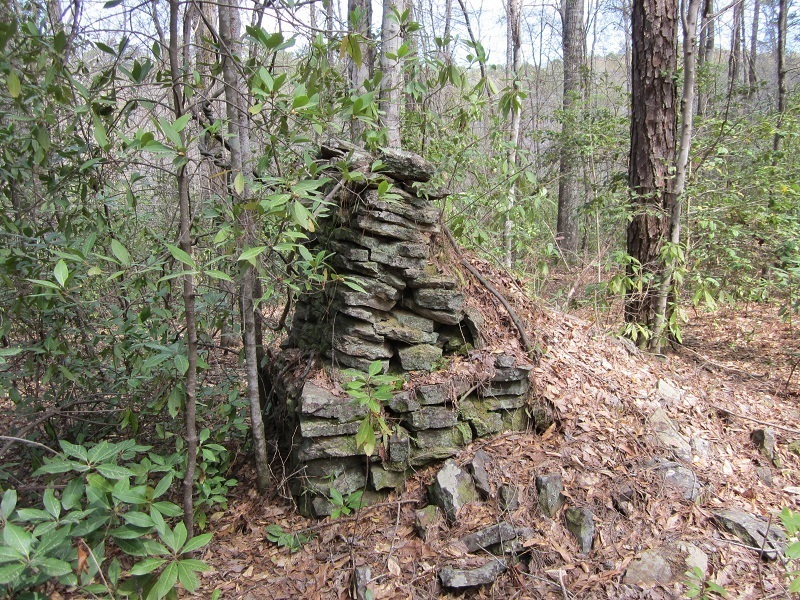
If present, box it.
[414,424,472,449]
[498,407,529,431]
[370,465,409,490]
[459,398,503,437]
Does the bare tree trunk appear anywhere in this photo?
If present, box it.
[166,0,199,536]
[748,0,759,95]
[773,0,786,150]
[502,0,521,269]
[652,0,703,351]
[697,0,714,115]
[625,0,678,341]
[556,0,584,258]
[728,0,743,93]
[218,0,270,493]
[348,0,372,141]
[380,0,402,147]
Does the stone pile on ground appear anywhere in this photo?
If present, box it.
[273,143,539,518]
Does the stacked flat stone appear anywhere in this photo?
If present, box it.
[278,143,536,518]
[287,144,468,373]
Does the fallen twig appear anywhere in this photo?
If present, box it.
[443,226,536,357]
[710,405,800,435]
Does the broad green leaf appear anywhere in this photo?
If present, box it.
[205,269,233,282]
[0,490,16,519]
[122,511,154,528]
[59,440,88,461]
[152,501,182,517]
[237,246,267,262]
[234,172,245,195]
[150,505,167,536]
[340,34,362,67]
[93,114,108,149]
[88,440,120,464]
[368,360,382,377]
[0,546,25,563]
[356,417,376,457]
[152,473,173,500]
[61,478,84,510]
[110,239,131,267]
[176,559,201,592]
[149,561,178,600]
[0,562,25,585]
[26,278,61,291]
[166,243,195,268]
[96,464,135,479]
[130,557,167,575]
[173,521,187,553]
[3,523,32,557]
[7,70,20,98]
[173,112,191,132]
[54,260,68,287]
[43,488,60,519]
[181,533,212,554]
[174,354,189,376]
[37,557,72,577]
[34,525,70,555]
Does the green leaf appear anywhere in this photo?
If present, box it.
[130,557,167,575]
[0,546,25,563]
[96,464,135,479]
[173,112,191,132]
[37,557,72,577]
[108,558,121,586]
[122,511,154,528]
[166,243,196,268]
[176,559,201,592]
[237,246,267,263]
[61,478,84,510]
[43,488,60,519]
[59,440,89,461]
[26,278,62,291]
[3,523,32,557]
[181,533,212,554]
[7,70,21,98]
[174,354,189,376]
[789,575,800,593]
[34,525,70,555]
[111,239,131,267]
[205,269,233,282]
[153,473,173,500]
[355,417,375,456]
[368,360,382,377]
[1,490,16,519]
[173,521,187,553]
[234,172,245,195]
[149,560,178,600]
[152,501,182,517]
[0,562,25,585]
[54,259,69,287]
[88,440,120,464]
[150,505,167,537]
[340,34,362,66]
[93,114,108,149]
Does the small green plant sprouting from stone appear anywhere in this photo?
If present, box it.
[781,507,800,593]
[343,360,401,457]
[329,489,364,519]
[684,566,727,599]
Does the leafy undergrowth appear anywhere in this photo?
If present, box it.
[183,295,799,597]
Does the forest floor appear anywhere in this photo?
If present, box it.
[189,295,800,599]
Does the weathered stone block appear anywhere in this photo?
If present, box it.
[492,365,533,383]
[332,333,394,360]
[565,507,595,553]
[299,417,361,437]
[480,378,530,397]
[414,424,472,449]
[386,391,420,413]
[370,465,408,490]
[299,382,367,422]
[377,147,435,183]
[374,314,438,345]
[328,350,389,373]
[402,298,463,325]
[332,315,384,343]
[397,344,442,371]
[412,288,464,312]
[416,384,449,405]
[498,408,529,431]
[311,490,387,518]
[459,398,503,437]
[297,435,364,461]
[403,406,458,430]
[362,188,440,225]
[354,213,430,243]
[388,430,411,463]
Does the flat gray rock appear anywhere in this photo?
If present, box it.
[536,473,564,518]
[460,522,517,553]
[712,508,787,560]
[438,559,507,589]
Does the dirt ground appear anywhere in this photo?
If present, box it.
[187,296,800,599]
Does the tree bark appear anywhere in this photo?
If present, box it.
[652,0,703,351]
[697,0,714,115]
[218,0,270,493]
[773,0,787,151]
[748,0,760,95]
[348,0,372,141]
[728,0,743,93]
[502,0,521,269]
[380,0,402,147]
[556,0,584,258]
[625,0,678,340]
[167,0,199,536]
